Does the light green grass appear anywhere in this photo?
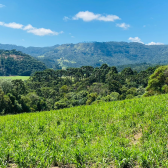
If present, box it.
[37,55,45,58]
[1,95,168,167]
[0,76,30,80]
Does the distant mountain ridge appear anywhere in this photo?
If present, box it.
[0,42,168,69]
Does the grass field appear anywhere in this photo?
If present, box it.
[1,94,168,167]
[0,76,30,80]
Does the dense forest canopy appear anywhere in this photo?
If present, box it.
[0,64,159,115]
[0,49,47,76]
[0,42,168,69]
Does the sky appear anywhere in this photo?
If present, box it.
[0,0,167,47]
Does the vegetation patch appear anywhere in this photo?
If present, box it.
[0,63,158,115]
[1,94,168,167]
[0,76,30,80]
[0,49,46,76]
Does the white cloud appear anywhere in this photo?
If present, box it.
[73,11,120,22]
[71,36,75,38]
[4,22,23,29]
[128,37,144,44]
[63,16,70,21]
[23,24,34,30]
[0,22,23,29]
[116,23,130,29]
[143,25,146,28]
[128,37,164,45]
[0,4,5,8]
[27,27,59,36]
[146,42,164,45]
[0,21,63,36]
[23,24,60,36]
[24,24,64,36]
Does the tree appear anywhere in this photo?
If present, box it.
[144,65,168,96]
[108,80,121,93]
[121,67,134,76]
[12,79,26,96]
[0,79,13,94]
[100,63,109,70]
[0,87,5,113]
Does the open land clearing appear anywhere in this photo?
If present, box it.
[1,94,168,167]
[0,76,30,81]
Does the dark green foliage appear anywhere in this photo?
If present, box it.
[0,64,158,115]
[0,49,46,76]
[144,65,168,96]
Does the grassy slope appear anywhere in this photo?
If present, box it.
[1,94,168,167]
[0,76,30,80]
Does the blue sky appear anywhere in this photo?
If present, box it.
[0,0,167,47]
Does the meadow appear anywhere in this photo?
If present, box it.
[0,76,30,81]
[1,94,168,168]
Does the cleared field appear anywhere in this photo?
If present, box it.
[1,95,168,167]
[0,76,30,80]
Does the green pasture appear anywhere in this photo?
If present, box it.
[0,76,30,80]
[1,94,168,167]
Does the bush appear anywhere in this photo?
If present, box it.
[86,93,98,105]
[54,99,69,109]
[101,92,119,102]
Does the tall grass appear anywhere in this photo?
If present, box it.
[1,94,168,167]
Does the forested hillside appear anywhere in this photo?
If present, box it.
[0,64,158,114]
[0,42,168,69]
[0,43,58,57]
[0,49,46,76]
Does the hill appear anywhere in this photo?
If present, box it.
[0,42,168,69]
[0,49,47,76]
[0,94,168,167]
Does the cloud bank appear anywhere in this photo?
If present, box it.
[146,42,164,45]
[128,37,164,45]
[72,11,120,22]
[128,37,144,44]
[0,21,63,36]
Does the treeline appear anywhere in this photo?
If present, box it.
[0,64,159,115]
[0,49,46,76]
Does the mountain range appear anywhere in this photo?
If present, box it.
[0,42,168,69]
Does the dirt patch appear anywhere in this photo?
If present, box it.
[10,54,23,60]
[51,164,75,168]
[7,164,17,168]
[3,54,23,60]
[132,131,142,145]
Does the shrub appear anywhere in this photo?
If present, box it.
[86,93,98,105]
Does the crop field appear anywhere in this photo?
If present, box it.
[0,76,30,81]
[1,94,168,167]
